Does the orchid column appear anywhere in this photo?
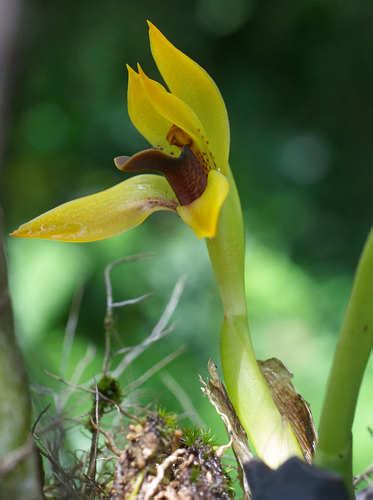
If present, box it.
[12,22,302,466]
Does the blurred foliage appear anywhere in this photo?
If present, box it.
[1,0,372,477]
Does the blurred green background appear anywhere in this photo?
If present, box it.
[1,0,372,476]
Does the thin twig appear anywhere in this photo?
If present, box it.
[83,384,100,498]
[61,284,85,377]
[112,294,151,309]
[104,254,152,311]
[103,292,151,376]
[34,438,80,499]
[32,404,51,437]
[43,370,141,423]
[112,277,185,379]
[56,345,96,413]
[102,253,152,374]
[89,420,121,457]
[127,346,186,392]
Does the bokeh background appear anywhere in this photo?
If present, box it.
[1,0,372,477]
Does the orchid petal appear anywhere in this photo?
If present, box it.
[137,66,210,160]
[127,65,178,155]
[148,21,230,171]
[11,175,177,242]
[177,170,229,239]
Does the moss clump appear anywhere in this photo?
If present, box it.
[156,407,178,432]
[97,375,122,407]
[182,427,215,448]
[86,375,122,432]
[110,413,233,499]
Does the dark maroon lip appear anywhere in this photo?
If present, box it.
[114,145,207,206]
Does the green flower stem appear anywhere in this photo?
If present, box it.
[315,229,373,494]
[206,168,303,467]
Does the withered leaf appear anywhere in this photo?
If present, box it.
[259,358,317,463]
[200,360,253,498]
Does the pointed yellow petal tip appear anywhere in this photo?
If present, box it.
[10,175,178,243]
[10,222,59,240]
[147,19,230,170]
[10,228,25,238]
[146,20,156,32]
[147,21,165,43]
[177,170,229,239]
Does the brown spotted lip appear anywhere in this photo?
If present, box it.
[114,145,208,206]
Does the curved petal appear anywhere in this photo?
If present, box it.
[127,65,178,155]
[177,170,229,239]
[148,21,230,171]
[11,175,178,242]
[137,65,210,161]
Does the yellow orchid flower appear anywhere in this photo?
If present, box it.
[12,22,305,468]
[11,21,229,241]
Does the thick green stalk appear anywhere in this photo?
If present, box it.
[206,168,302,467]
[315,229,373,493]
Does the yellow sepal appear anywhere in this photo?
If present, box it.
[148,21,230,171]
[11,175,177,242]
[177,170,229,239]
[127,65,178,156]
[137,65,208,157]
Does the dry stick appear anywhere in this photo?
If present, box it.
[37,446,80,499]
[103,291,151,375]
[43,371,141,424]
[89,420,121,457]
[40,257,185,495]
[82,384,100,498]
[103,253,152,374]
[126,346,186,392]
[61,284,85,377]
[104,254,153,311]
[112,277,185,379]
[35,258,148,490]
[32,404,51,438]
[56,344,96,413]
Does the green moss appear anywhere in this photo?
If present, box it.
[97,375,122,406]
[190,465,201,483]
[156,407,178,431]
[86,376,122,431]
[182,427,215,448]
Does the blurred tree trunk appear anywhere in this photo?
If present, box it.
[0,0,21,164]
[0,215,42,497]
[0,0,43,497]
